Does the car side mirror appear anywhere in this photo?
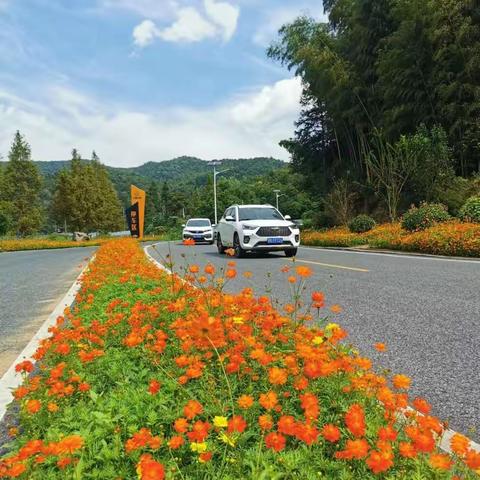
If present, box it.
[284,215,291,221]
[225,215,234,222]
[212,224,216,228]
[182,224,186,227]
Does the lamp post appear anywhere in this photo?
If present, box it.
[273,190,285,210]
[208,161,230,225]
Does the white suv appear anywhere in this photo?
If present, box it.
[182,218,214,244]
[216,205,300,258]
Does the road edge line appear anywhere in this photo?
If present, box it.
[0,255,95,422]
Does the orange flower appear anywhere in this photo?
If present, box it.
[412,397,431,415]
[259,391,278,410]
[15,360,34,373]
[26,399,41,414]
[183,400,203,419]
[374,342,386,352]
[204,264,216,275]
[148,380,161,395]
[278,415,297,436]
[167,435,184,450]
[186,420,211,442]
[174,418,189,433]
[330,304,342,314]
[429,453,453,470]
[55,435,84,455]
[321,424,341,443]
[296,266,312,277]
[137,454,165,480]
[294,422,319,446]
[265,432,286,452]
[450,433,470,457]
[258,414,274,431]
[226,269,237,279]
[287,276,296,284]
[366,449,394,474]
[183,238,195,246]
[47,402,59,413]
[268,367,288,386]
[227,415,247,433]
[335,438,369,460]
[237,395,254,409]
[311,291,324,308]
[465,450,480,470]
[243,271,253,278]
[199,451,213,463]
[399,441,417,458]
[344,404,366,437]
[225,248,235,257]
[189,265,200,274]
[393,374,411,390]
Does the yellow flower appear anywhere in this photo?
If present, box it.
[312,336,324,345]
[213,416,228,428]
[232,316,244,325]
[219,431,236,447]
[325,323,339,331]
[190,442,208,453]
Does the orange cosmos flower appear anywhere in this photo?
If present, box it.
[57,457,73,469]
[321,424,341,443]
[450,433,470,457]
[225,248,235,257]
[48,402,59,413]
[278,415,297,436]
[137,454,165,480]
[412,397,431,415]
[243,271,253,278]
[374,342,386,352]
[311,291,324,309]
[148,380,161,395]
[366,449,394,474]
[393,374,411,390]
[199,451,213,463]
[258,414,274,431]
[26,399,41,414]
[15,360,34,373]
[335,438,369,460]
[55,435,84,455]
[265,432,286,452]
[296,266,312,277]
[465,450,480,470]
[183,400,203,419]
[167,435,184,450]
[268,367,288,386]
[287,276,296,284]
[183,238,195,246]
[189,265,200,274]
[78,382,90,392]
[429,453,453,470]
[259,391,278,410]
[204,264,216,275]
[237,395,254,409]
[226,269,237,279]
[398,441,417,458]
[186,420,211,442]
[344,404,366,437]
[330,304,342,314]
[227,415,247,433]
[174,418,189,433]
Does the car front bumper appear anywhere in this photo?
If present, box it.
[183,232,213,242]
[240,231,300,250]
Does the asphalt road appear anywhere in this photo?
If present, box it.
[146,241,480,441]
[0,247,96,377]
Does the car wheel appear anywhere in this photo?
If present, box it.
[233,234,246,258]
[284,248,298,257]
[217,235,226,254]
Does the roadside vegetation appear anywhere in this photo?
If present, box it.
[1,239,479,478]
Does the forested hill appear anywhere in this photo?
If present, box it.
[7,156,284,206]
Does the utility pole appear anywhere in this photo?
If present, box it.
[208,161,229,224]
[273,190,285,210]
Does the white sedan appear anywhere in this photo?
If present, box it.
[182,218,214,244]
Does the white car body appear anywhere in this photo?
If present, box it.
[216,204,300,257]
[182,218,214,244]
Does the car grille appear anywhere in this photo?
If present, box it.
[190,230,207,234]
[256,226,291,237]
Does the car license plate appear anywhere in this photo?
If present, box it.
[194,235,203,240]
[267,237,283,245]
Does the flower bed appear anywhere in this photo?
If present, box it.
[1,239,479,478]
[302,222,480,257]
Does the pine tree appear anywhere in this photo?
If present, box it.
[1,131,44,236]
[145,181,160,230]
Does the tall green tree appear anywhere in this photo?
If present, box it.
[0,131,44,236]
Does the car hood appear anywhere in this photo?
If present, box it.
[239,219,296,228]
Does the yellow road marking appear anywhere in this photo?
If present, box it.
[297,259,369,273]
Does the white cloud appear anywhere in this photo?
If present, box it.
[158,7,217,43]
[133,19,159,47]
[131,0,239,47]
[204,0,239,42]
[0,78,301,166]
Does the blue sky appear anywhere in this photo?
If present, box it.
[0,0,325,167]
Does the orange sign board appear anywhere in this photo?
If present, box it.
[131,185,146,239]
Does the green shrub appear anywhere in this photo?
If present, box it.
[459,195,480,223]
[348,214,376,233]
[401,202,450,232]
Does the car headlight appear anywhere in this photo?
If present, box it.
[242,224,256,231]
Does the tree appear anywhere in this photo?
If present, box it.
[0,131,44,236]
[51,150,123,232]
[145,182,161,230]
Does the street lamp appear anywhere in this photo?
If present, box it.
[273,189,286,210]
[208,161,230,224]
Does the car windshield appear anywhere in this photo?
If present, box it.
[238,207,283,221]
[187,220,210,227]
